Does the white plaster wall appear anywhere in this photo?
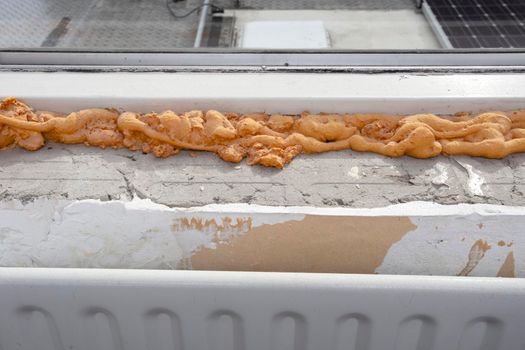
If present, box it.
[0,197,523,276]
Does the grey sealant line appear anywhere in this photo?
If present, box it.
[194,0,212,48]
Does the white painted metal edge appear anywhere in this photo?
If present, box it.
[0,266,520,290]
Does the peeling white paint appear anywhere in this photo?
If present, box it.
[0,198,302,269]
[462,163,485,196]
[347,166,360,179]
[376,215,522,277]
[0,197,524,276]
[431,163,449,187]
[196,201,525,216]
[454,159,485,196]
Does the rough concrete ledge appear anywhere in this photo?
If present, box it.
[0,146,522,276]
[0,143,522,207]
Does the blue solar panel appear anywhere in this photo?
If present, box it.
[425,0,525,48]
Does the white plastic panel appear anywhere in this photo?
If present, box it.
[0,268,523,350]
[2,71,525,115]
[241,21,329,49]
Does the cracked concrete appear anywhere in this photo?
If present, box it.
[0,143,523,207]
[116,169,134,200]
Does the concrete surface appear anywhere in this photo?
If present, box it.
[233,10,441,49]
[0,143,521,207]
[1,0,413,50]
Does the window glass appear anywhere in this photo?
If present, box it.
[2,0,525,51]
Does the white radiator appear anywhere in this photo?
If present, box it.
[0,268,523,350]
